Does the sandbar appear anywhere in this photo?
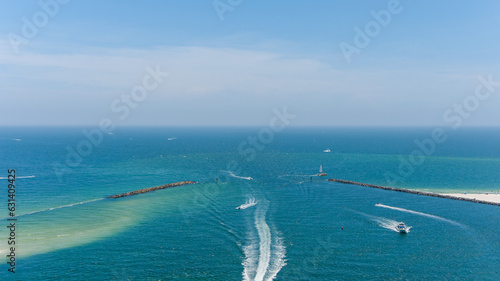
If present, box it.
[441,193,500,204]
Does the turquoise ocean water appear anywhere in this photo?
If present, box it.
[1,127,499,280]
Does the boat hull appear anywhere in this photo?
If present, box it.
[396,222,410,234]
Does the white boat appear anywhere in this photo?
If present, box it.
[396,222,410,234]
[315,165,327,176]
[323,148,331,153]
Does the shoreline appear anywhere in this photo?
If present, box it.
[328,178,500,206]
[440,193,500,204]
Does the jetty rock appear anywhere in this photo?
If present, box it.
[108,181,196,199]
[328,178,500,206]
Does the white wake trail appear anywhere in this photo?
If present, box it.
[243,241,258,281]
[0,175,35,179]
[265,233,287,281]
[375,204,465,227]
[0,137,21,141]
[242,201,286,281]
[349,209,402,233]
[375,217,403,232]
[2,198,105,219]
[222,170,253,180]
[254,204,271,281]
[237,197,258,210]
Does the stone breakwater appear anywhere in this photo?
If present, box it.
[328,178,500,207]
[108,181,196,199]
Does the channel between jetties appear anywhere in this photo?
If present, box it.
[328,178,500,207]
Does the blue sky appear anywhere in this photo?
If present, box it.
[1,0,499,126]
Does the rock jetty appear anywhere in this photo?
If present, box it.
[108,181,196,199]
[328,178,500,207]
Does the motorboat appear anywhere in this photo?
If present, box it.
[396,222,410,234]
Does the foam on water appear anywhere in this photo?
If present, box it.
[242,234,259,281]
[242,201,286,281]
[0,137,22,141]
[265,230,287,280]
[375,204,465,228]
[377,218,411,233]
[237,197,258,210]
[254,204,271,281]
[0,175,35,179]
[222,170,253,181]
[350,209,405,233]
[1,198,105,219]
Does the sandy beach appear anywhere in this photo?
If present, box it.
[441,193,500,204]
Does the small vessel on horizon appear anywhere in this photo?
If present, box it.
[396,222,410,234]
[323,148,331,153]
[316,165,327,176]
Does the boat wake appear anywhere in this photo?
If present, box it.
[350,209,404,233]
[277,174,311,178]
[0,137,22,141]
[2,198,104,219]
[243,201,286,281]
[237,197,258,210]
[0,175,35,179]
[379,219,410,233]
[375,204,465,228]
[222,170,253,181]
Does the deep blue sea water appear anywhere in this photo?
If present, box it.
[0,127,499,280]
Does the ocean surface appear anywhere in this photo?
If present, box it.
[1,127,499,280]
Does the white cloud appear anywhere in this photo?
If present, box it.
[0,43,498,126]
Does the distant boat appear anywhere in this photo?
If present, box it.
[396,222,410,234]
[316,165,327,176]
[323,148,331,153]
